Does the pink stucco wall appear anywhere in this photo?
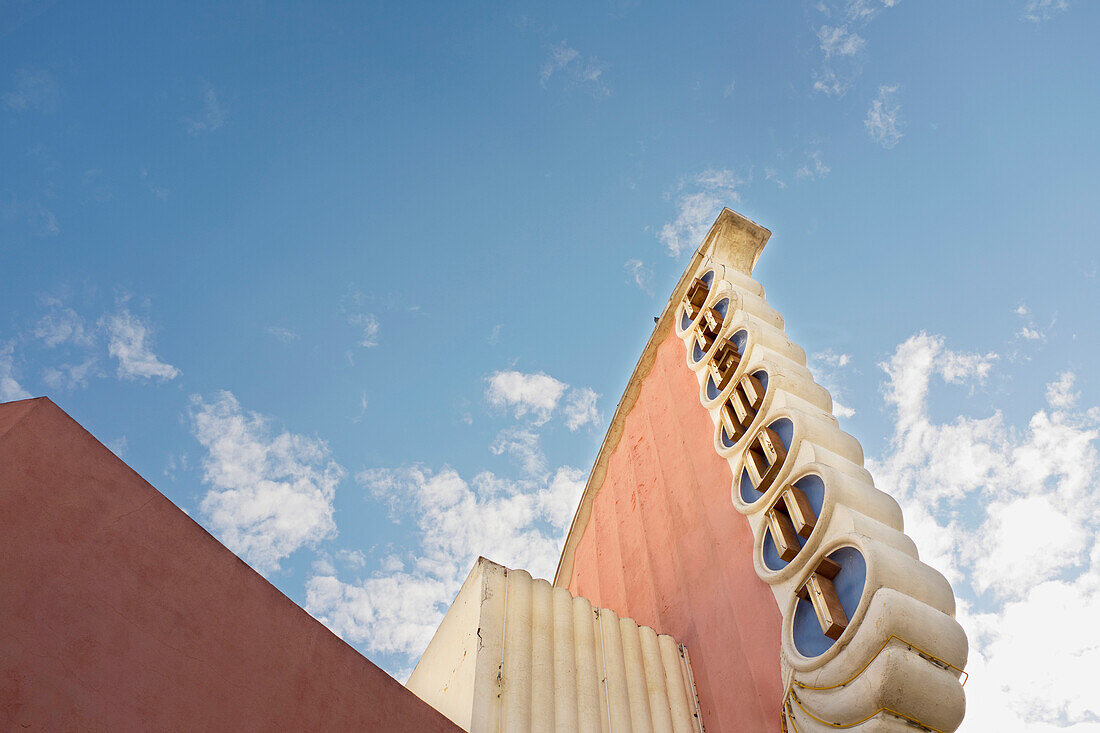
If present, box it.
[565,330,783,733]
[0,397,460,733]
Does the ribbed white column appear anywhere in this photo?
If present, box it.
[619,617,655,733]
[572,596,606,733]
[530,579,555,733]
[551,587,578,733]
[638,625,674,733]
[501,568,533,731]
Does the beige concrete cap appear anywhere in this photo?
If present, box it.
[407,558,704,733]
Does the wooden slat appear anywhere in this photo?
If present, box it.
[780,487,816,539]
[767,508,801,562]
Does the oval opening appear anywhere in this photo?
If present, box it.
[738,416,793,504]
[761,473,826,571]
[792,547,866,657]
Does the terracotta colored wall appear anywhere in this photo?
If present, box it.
[565,331,783,733]
[0,398,460,733]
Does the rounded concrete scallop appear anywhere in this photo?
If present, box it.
[750,463,908,585]
[673,267,721,339]
[779,537,957,674]
[696,316,810,411]
[729,405,867,516]
[788,588,968,691]
[711,262,766,300]
[683,285,740,373]
[709,368,831,459]
[790,643,967,733]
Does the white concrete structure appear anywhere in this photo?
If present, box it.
[407,558,704,733]
[674,210,968,732]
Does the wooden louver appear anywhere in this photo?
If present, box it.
[796,556,849,640]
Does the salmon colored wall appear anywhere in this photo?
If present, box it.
[0,398,460,733]
[566,331,783,733]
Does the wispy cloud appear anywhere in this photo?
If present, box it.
[795,150,830,181]
[0,341,32,401]
[33,299,93,348]
[539,41,610,96]
[659,169,744,258]
[1024,0,1070,22]
[2,67,60,113]
[306,464,584,667]
[1013,302,1047,342]
[810,0,899,97]
[810,349,856,418]
[490,426,547,476]
[103,306,180,381]
[266,326,300,343]
[2,196,59,237]
[185,83,227,135]
[42,357,99,391]
[865,84,904,148]
[817,25,866,57]
[867,334,1100,728]
[191,391,344,574]
[349,313,380,348]
[563,387,600,431]
[486,370,567,424]
[623,258,653,295]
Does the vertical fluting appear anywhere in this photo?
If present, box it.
[530,579,555,733]
[598,608,633,731]
[573,596,605,733]
[552,587,579,733]
[659,635,695,733]
[619,616,656,733]
[502,568,534,731]
[638,626,675,733]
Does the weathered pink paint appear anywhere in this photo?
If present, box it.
[565,330,784,733]
[0,397,460,733]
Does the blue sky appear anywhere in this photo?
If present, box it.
[3,1,1099,729]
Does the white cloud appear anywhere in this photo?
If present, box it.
[811,349,857,418]
[659,169,744,258]
[865,84,904,148]
[1024,0,1070,22]
[815,349,852,368]
[349,313,380,347]
[867,334,1100,729]
[2,67,60,113]
[490,426,547,476]
[540,41,609,96]
[812,67,851,97]
[0,341,32,401]
[624,258,653,295]
[817,25,866,57]
[764,167,787,189]
[186,83,226,135]
[795,150,831,181]
[307,464,584,664]
[1046,371,1078,409]
[42,357,99,391]
[486,370,567,424]
[191,391,344,574]
[810,0,899,97]
[2,197,60,237]
[266,326,300,343]
[1018,326,1044,341]
[33,300,92,348]
[104,308,180,381]
[563,387,600,431]
[845,0,899,22]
